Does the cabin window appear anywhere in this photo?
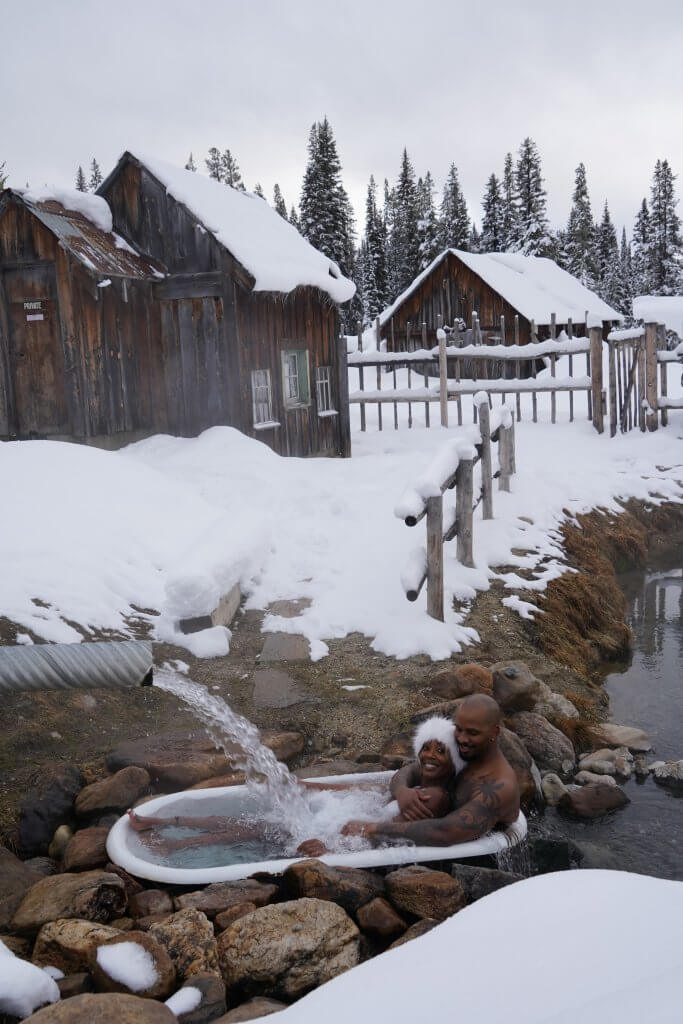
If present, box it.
[281,349,310,408]
[251,369,279,429]
[315,365,337,416]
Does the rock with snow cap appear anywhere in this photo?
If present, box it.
[89,930,176,999]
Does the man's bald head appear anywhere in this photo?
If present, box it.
[458,693,502,726]
[453,694,502,761]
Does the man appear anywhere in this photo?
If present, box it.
[342,694,519,846]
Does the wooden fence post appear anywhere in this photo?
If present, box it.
[438,314,448,428]
[426,495,444,621]
[357,320,365,433]
[455,459,474,567]
[644,321,658,431]
[638,327,649,432]
[498,424,512,492]
[608,337,617,437]
[550,312,557,424]
[422,321,430,427]
[589,324,604,434]
[657,323,668,427]
[479,402,493,520]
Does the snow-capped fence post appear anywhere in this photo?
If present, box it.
[406,321,413,428]
[437,316,448,428]
[514,315,522,422]
[478,399,494,520]
[644,322,659,432]
[498,422,513,492]
[567,317,575,423]
[608,337,618,438]
[337,326,352,457]
[530,319,538,423]
[550,312,557,425]
[637,331,647,432]
[426,495,444,620]
[455,459,474,568]
[585,310,593,421]
[422,321,430,428]
[357,320,366,433]
[657,323,668,427]
[589,323,604,434]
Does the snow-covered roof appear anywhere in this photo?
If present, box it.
[381,249,623,328]
[633,295,683,336]
[108,152,355,304]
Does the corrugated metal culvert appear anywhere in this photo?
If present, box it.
[0,640,153,694]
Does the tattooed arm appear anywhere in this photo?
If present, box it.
[389,761,434,821]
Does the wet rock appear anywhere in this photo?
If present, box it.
[577,748,619,775]
[491,661,541,712]
[558,782,630,819]
[19,763,85,857]
[217,897,359,1000]
[634,756,650,778]
[355,897,407,940]
[613,749,635,778]
[534,682,579,720]
[174,880,278,919]
[295,761,371,779]
[0,846,42,930]
[651,759,683,789]
[261,729,305,764]
[75,767,150,817]
[169,972,227,1024]
[187,772,247,791]
[129,889,174,919]
[215,903,258,931]
[530,837,582,874]
[89,930,176,999]
[590,723,652,753]
[22,857,59,877]
[215,997,287,1022]
[541,772,568,806]
[429,663,493,700]
[48,825,74,860]
[509,712,576,775]
[32,919,121,973]
[451,864,523,903]
[23,992,176,1023]
[149,908,219,980]
[498,727,538,809]
[570,840,622,870]
[57,973,94,998]
[283,859,384,914]
[385,866,465,921]
[62,826,110,871]
[574,770,617,787]
[388,918,438,949]
[11,870,127,935]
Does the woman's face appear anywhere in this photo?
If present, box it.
[418,739,452,782]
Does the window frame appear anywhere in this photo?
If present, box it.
[250,367,279,430]
[281,348,311,409]
[315,364,337,416]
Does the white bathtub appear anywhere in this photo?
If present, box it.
[106,770,528,885]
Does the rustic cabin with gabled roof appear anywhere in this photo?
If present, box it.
[380,249,622,351]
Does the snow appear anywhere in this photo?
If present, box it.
[21,185,113,233]
[165,985,203,1015]
[126,153,355,303]
[0,939,60,1017]
[608,326,644,341]
[96,941,159,992]
[41,966,65,980]
[633,295,683,337]
[348,335,591,364]
[252,871,683,1024]
[380,249,623,328]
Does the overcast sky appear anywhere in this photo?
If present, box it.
[3,0,682,237]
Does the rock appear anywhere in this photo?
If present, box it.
[11,870,127,936]
[215,904,258,931]
[215,997,287,1022]
[23,992,177,1023]
[385,866,465,921]
[491,661,541,711]
[541,772,568,806]
[509,712,576,774]
[498,727,538,809]
[23,857,59,877]
[410,700,464,726]
[136,914,174,931]
[574,770,617,787]
[62,826,110,871]
[558,782,630,819]
[388,918,438,949]
[613,750,635,778]
[651,759,683,789]
[534,682,579,720]
[217,897,359,1000]
[111,917,136,931]
[169,972,227,1024]
[129,890,174,919]
[149,908,219,981]
[355,897,407,940]
[19,763,85,857]
[261,729,305,765]
[89,930,176,999]
[590,723,652,753]
[105,864,145,901]
[174,880,278,919]
[283,859,384,914]
[57,973,94,998]
[0,846,42,930]
[75,767,151,817]
[634,756,650,778]
[48,825,74,860]
[577,748,619,774]
[430,664,493,700]
[379,732,413,766]
[451,864,523,903]
[530,837,582,874]
[32,919,121,973]
[295,761,371,780]
[570,841,622,871]
[0,933,31,957]
[187,772,247,791]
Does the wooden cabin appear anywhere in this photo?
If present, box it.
[0,153,354,457]
[380,249,622,351]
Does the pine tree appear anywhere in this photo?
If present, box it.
[386,149,421,295]
[299,118,355,281]
[416,172,441,269]
[649,158,683,294]
[565,163,597,286]
[289,205,300,230]
[514,137,552,256]
[362,175,388,320]
[253,183,265,199]
[273,184,288,218]
[469,223,481,253]
[205,147,223,181]
[631,198,653,296]
[88,158,102,192]
[185,153,197,172]
[500,153,519,251]
[75,166,88,192]
[0,161,7,190]
[220,149,245,190]
[480,173,504,251]
[612,227,633,315]
[440,164,470,250]
[595,202,620,307]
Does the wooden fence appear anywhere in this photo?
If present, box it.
[396,400,516,621]
[606,323,683,434]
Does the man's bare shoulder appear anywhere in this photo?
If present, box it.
[454,754,520,822]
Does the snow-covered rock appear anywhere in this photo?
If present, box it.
[0,939,60,1018]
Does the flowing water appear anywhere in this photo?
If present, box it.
[537,560,683,880]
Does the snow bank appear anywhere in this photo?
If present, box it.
[633,295,683,338]
[165,986,203,1015]
[0,940,60,1017]
[22,185,113,233]
[96,941,158,992]
[260,871,683,1024]
[127,152,355,303]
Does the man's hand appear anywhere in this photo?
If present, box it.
[395,785,434,821]
[341,820,379,840]
[296,838,329,857]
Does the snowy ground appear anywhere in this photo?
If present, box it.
[1,358,681,661]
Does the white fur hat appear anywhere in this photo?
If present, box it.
[412,716,463,773]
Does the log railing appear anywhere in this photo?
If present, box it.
[395,399,516,621]
[606,323,683,435]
